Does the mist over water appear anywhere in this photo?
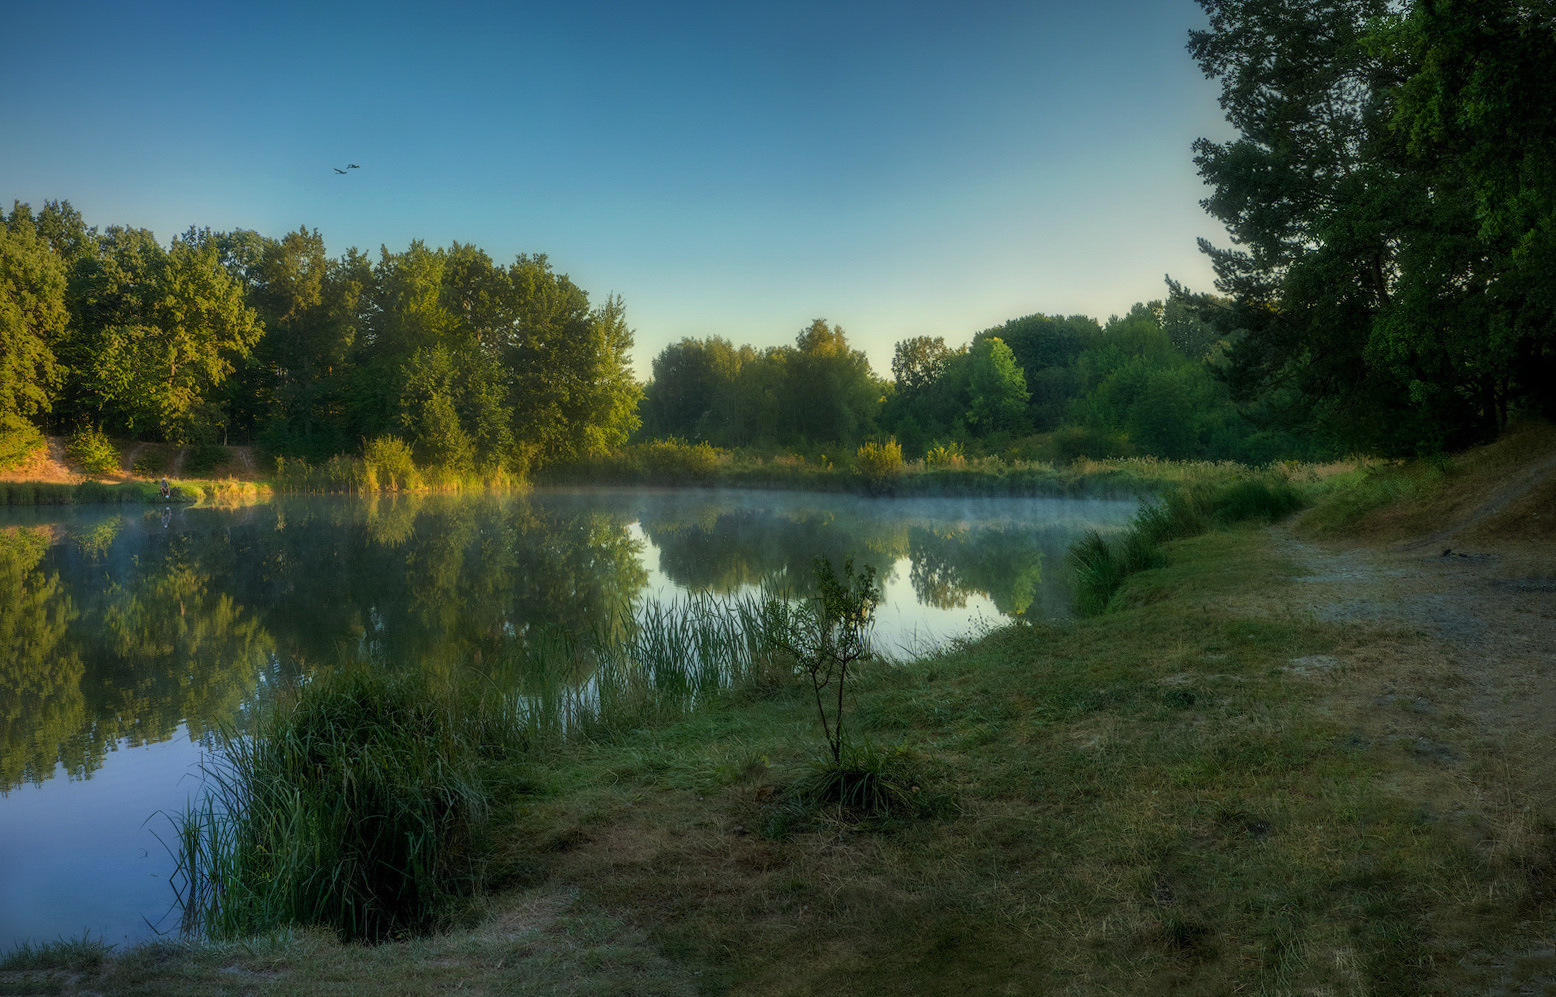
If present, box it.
[0,487,1136,950]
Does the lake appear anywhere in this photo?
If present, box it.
[0,488,1136,950]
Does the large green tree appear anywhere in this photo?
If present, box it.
[641,336,745,441]
[964,337,1030,435]
[781,319,882,444]
[0,206,70,434]
[1184,0,1556,452]
[62,227,261,441]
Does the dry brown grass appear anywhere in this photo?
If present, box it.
[1346,420,1556,545]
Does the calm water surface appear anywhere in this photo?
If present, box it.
[0,488,1135,950]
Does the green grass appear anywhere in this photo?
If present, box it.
[1069,473,1305,615]
[547,440,1279,499]
[0,479,216,506]
[0,931,113,973]
[1298,460,1447,534]
[466,528,1535,995]
[172,667,489,943]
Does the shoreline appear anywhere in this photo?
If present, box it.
[4,423,1553,994]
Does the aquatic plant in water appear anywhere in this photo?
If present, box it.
[171,668,486,942]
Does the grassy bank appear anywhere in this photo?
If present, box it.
[544,438,1274,500]
[0,477,269,507]
[10,535,1552,992]
[7,424,1552,994]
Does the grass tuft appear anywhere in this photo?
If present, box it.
[794,740,926,820]
[0,931,114,972]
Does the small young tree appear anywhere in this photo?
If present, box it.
[768,556,882,767]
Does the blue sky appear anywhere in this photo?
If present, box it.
[1,0,1232,377]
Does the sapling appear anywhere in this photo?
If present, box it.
[767,556,882,767]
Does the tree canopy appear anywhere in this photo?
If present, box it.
[0,204,641,470]
[1180,0,1556,453]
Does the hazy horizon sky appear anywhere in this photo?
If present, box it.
[2,0,1234,378]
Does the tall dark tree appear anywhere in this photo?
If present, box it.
[1383,0,1556,424]
[1183,0,1556,452]
[641,336,745,441]
[782,319,881,444]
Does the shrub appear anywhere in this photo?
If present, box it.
[764,556,881,768]
[131,449,170,476]
[0,423,44,472]
[1208,477,1304,525]
[855,438,904,490]
[637,438,721,479]
[924,439,966,470]
[65,426,120,477]
[1049,425,1131,463]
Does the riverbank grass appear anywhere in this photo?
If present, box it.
[8,524,1550,993]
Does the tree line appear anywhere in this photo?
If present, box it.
[640,300,1316,464]
[8,1,1549,472]
[0,203,640,473]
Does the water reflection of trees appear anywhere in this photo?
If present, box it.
[0,528,86,789]
[242,496,647,678]
[1,496,652,791]
[641,506,898,594]
[0,493,1114,791]
[639,500,1084,621]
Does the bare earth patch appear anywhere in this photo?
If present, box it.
[0,437,81,483]
[1272,464,1556,994]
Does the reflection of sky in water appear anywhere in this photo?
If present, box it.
[874,556,998,657]
[0,489,1136,951]
[632,540,995,658]
[0,730,208,950]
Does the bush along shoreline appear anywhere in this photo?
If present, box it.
[1067,474,1306,615]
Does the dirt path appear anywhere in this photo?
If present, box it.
[1269,467,1556,993]
[1403,447,1556,554]
[1273,446,1556,770]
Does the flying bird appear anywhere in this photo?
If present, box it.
[348,163,361,169]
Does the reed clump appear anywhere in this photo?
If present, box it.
[173,668,488,943]
[173,594,794,943]
[272,440,521,494]
[476,593,787,752]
